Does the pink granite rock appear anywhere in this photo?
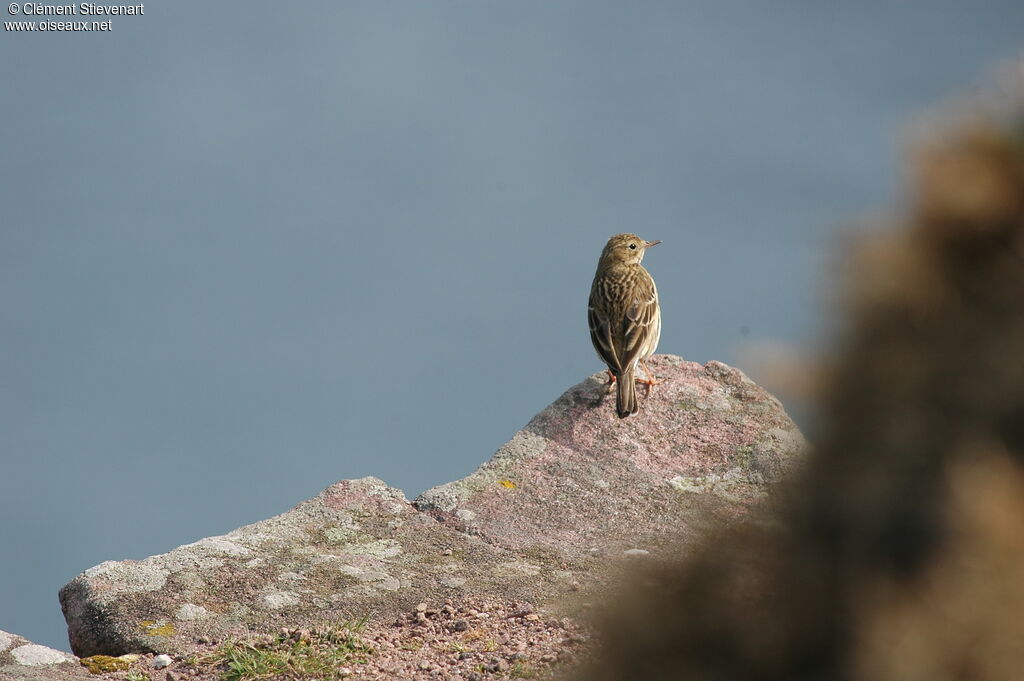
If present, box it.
[58,355,804,658]
[416,355,804,558]
[59,478,539,657]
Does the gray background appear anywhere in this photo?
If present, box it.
[2,1,1022,652]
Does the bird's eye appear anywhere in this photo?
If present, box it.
[629,243,637,250]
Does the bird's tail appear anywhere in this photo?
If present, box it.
[616,367,638,418]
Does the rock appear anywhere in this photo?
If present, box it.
[416,356,803,560]
[59,356,804,658]
[60,476,541,657]
[0,629,92,680]
[152,653,173,668]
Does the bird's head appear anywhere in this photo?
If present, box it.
[599,233,660,266]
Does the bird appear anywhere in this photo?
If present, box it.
[588,233,663,418]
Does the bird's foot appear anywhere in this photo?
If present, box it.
[637,359,666,397]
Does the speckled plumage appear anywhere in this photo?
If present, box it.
[588,233,662,417]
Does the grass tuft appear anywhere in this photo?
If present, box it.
[207,620,372,681]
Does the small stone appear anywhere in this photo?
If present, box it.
[623,548,650,556]
[416,602,428,612]
[442,548,453,556]
[468,673,483,681]
[420,661,432,670]
[524,613,540,621]
[153,653,173,669]
[452,619,469,631]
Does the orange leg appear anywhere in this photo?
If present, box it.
[637,358,666,396]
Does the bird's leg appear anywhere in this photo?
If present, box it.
[593,370,617,406]
[604,369,617,394]
[637,358,666,397]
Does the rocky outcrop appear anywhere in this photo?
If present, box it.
[59,355,805,658]
[59,478,537,657]
[0,630,91,681]
[416,355,802,558]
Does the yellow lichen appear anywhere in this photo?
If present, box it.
[498,479,517,489]
[139,619,176,636]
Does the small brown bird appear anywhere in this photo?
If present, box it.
[588,233,663,418]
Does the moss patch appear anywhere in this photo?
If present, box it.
[80,654,139,674]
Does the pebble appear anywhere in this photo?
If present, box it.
[152,654,173,669]
[485,658,507,672]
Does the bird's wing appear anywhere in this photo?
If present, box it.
[589,293,621,373]
[618,274,659,371]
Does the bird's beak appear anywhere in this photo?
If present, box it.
[645,240,661,248]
